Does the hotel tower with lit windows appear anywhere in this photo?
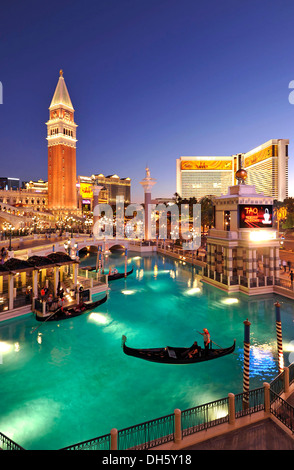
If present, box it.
[47,70,78,215]
[176,139,288,202]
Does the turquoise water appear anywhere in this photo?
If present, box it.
[0,251,294,450]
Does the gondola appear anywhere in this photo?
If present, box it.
[108,267,134,281]
[121,335,236,364]
[35,294,108,322]
[85,266,134,281]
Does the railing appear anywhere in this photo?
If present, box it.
[270,390,294,433]
[0,432,24,450]
[234,387,264,417]
[289,363,294,386]
[59,433,111,451]
[270,371,285,396]
[181,397,229,436]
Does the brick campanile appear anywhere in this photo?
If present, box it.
[47,70,77,213]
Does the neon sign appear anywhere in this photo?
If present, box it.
[239,204,273,228]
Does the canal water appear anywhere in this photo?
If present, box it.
[0,251,293,450]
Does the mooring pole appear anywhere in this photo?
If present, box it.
[242,318,251,410]
[124,248,128,277]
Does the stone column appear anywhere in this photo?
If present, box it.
[32,269,38,298]
[210,244,216,272]
[263,248,269,276]
[174,409,182,444]
[73,263,78,287]
[8,274,14,311]
[53,266,59,296]
[274,247,280,280]
[237,247,243,277]
[269,247,274,279]
[140,167,156,240]
[216,245,223,273]
[252,249,257,278]
[246,248,253,283]
[227,247,233,281]
[206,243,211,272]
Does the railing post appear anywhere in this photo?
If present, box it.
[174,409,182,444]
[228,393,235,425]
[264,382,270,413]
[110,428,118,450]
[284,367,289,394]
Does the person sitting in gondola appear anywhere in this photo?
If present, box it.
[181,341,199,358]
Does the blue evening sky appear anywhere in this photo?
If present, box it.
[0,0,294,202]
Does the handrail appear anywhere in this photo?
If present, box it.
[0,432,25,450]
[117,413,175,450]
[59,432,111,451]
[270,390,294,433]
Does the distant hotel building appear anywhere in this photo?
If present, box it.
[77,174,131,213]
[176,155,237,199]
[176,139,288,201]
[242,139,288,201]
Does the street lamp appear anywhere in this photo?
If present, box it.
[8,224,15,251]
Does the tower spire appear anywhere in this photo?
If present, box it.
[49,70,74,111]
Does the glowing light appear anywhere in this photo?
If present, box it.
[186,287,201,295]
[0,342,12,353]
[221,298,239,305]
[89,312,111,324]
[121,290,136,295]
[249,231,276,242]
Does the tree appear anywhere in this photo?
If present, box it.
[199,196,215,232]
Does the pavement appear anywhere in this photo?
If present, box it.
[185,418,294,450]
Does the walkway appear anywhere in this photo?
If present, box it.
[186,419,294,450]
[185,389,294,451]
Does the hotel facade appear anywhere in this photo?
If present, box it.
[176,139,289,202]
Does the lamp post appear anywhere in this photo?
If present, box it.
[8,224,14,251]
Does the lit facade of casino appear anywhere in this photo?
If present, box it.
[242,139,288,201]
[176,139,288,201]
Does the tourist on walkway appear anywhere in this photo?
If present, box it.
[290,270,294,286]
[282,260,287,272]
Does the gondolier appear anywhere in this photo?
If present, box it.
[202,328,211,354]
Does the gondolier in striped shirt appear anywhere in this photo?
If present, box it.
[202,328,211,354]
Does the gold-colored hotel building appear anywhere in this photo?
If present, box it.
[176,139,288,201]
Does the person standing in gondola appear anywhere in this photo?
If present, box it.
[202,328,211,355]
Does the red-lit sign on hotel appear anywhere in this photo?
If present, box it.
[239,204,273,228]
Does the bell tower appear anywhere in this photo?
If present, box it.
[47,70,77,214]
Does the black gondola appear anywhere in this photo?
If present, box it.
[108,267,134,281]
[85,266,134,281]
[121,335,236,364]
[35,294,108,322]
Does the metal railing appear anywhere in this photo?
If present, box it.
[270,390,294,433]
[59,433,111,451]
[181,397,229,436]
[234,387,264,417]
[117,413,175,450]
[0,432,24,450]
